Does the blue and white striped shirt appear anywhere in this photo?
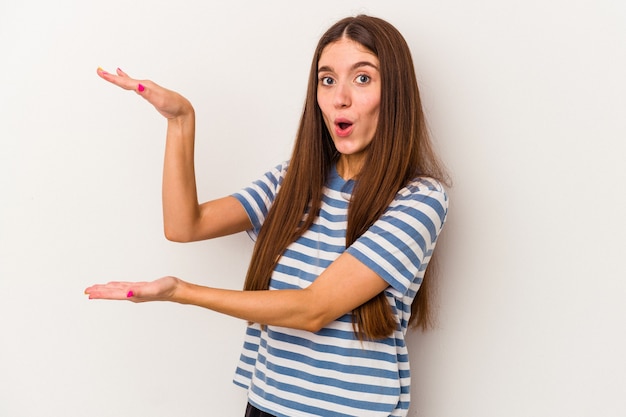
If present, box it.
[232,162,448,417]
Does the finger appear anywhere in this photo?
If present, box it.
[96,67,143,92]
[116,67,129,77]
[84,281,136,300]
[85,287,129,300]
[84,282,119,293]
[114,67,146,94]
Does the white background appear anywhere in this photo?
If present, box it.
[1,1,625,416]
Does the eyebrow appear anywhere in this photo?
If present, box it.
[318,61,379,73]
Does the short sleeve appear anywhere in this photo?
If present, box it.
[346,178,448,297]
[231,162,289,241]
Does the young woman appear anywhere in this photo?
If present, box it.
[86,15,449,417]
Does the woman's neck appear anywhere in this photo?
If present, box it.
[336,154,365,180]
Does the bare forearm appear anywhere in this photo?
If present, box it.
[162,109,201,241]
[96,68,204,241]
[173,280,325,332]
[85,254,389,333]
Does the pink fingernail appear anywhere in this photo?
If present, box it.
[127,291,134,298]
[137,84,145,92]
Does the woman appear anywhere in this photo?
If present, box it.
[86,15,449,417]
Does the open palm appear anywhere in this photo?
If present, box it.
[85,276,180,302]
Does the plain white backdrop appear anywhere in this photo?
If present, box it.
[1,1,625,416]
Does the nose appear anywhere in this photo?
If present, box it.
[333,82,351,109]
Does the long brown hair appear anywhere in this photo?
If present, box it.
[243,15,448,339]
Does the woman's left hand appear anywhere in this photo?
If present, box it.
[85,276,180,302]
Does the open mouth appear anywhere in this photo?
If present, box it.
[335,118,354,135]
[333,118,354,137]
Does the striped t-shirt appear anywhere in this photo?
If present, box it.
[232,162,448,417]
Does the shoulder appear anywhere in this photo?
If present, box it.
[398,177,448,205]
[265,160,290,183]
[246,160,290,191]
[274,160,290,173]
[387,177,449,225]
[403,176,446,195]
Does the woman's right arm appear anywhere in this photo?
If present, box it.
[97,67,252,242]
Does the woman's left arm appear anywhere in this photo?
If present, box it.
[85,252,388,333]
[86,182,447,331]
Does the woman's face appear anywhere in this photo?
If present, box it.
[317,38,381,170]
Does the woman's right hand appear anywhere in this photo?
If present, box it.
[97,67,193,120]
[96,67,251,242]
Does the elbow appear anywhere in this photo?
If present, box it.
[301,319,325,334]
[295,289,336,333]
[300,307,333,333]
[163,226,194,243]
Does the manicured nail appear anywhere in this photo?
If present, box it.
[97,67,107,75]
[127,291,134,298]
[137,84,145,92]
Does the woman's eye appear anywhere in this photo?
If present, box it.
[320,76,335,86]
[355,74,371,84]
